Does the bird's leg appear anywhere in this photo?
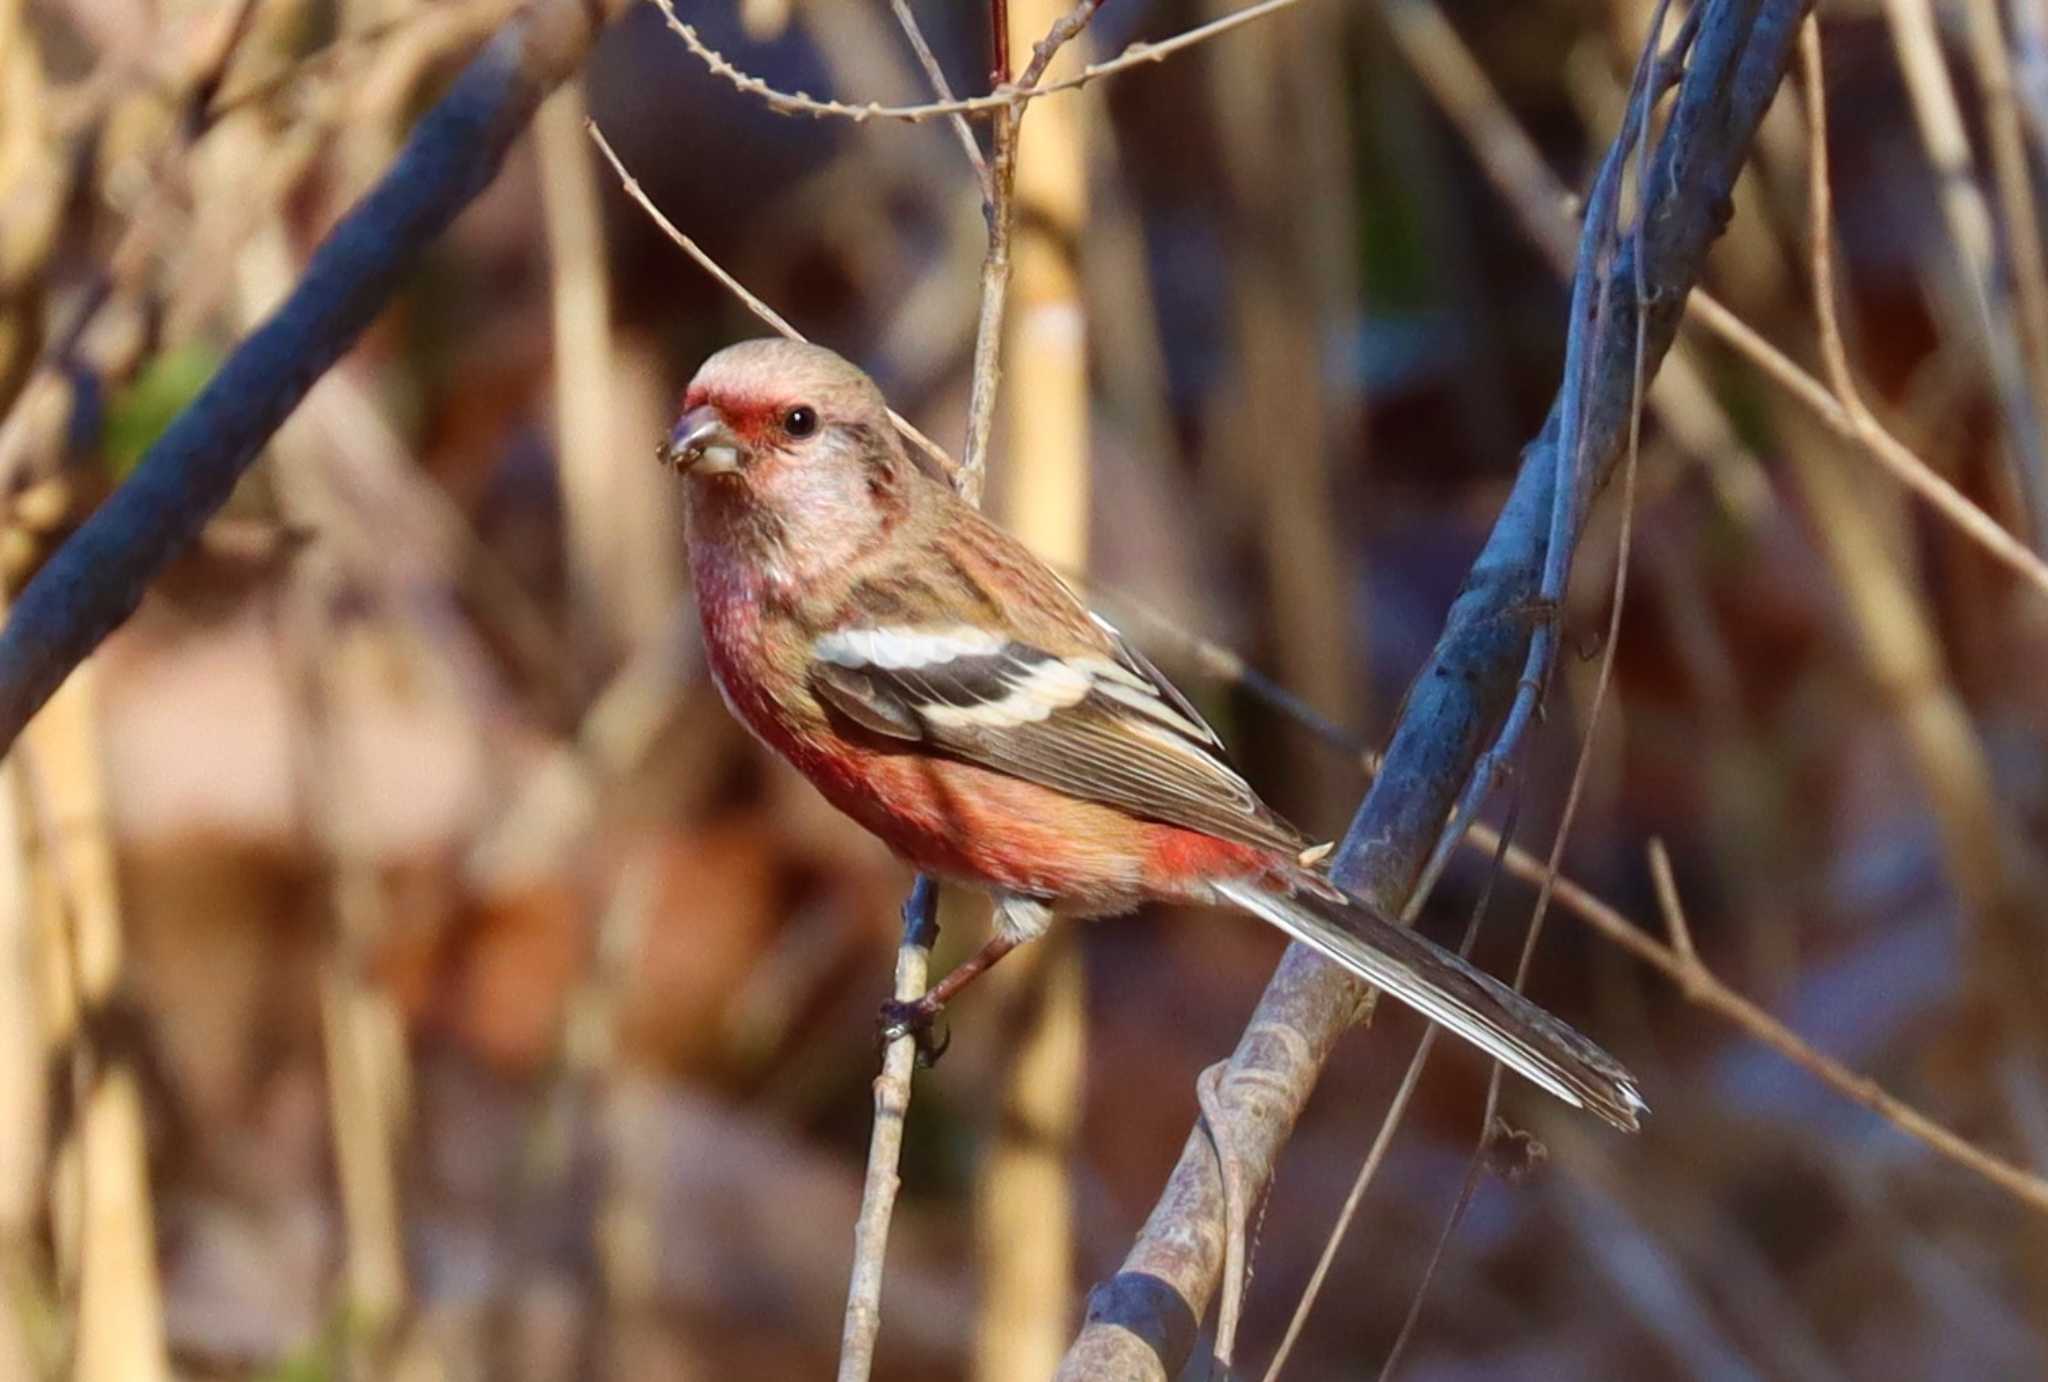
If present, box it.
[876,893,1050,1065]
[878,935,1017,1062]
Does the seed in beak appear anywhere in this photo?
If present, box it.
[662,407,745,474]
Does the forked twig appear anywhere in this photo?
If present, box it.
[1063,6,1818,1373]
[652,0,1303,125]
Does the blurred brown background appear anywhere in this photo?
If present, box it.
[3,0,2048,1377]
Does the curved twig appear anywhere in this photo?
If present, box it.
[652,0,1302,125]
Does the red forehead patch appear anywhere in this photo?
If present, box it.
[681,386,790,447]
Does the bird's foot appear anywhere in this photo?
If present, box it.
[877,996,951,1067]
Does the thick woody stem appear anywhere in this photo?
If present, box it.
[1059,2,1813,1374]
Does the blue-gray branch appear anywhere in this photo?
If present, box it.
[0,1,623,753]
[1059,1,1814,1375]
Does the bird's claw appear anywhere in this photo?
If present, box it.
[877,998,951,1067]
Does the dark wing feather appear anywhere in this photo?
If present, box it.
[809,624,1303,855]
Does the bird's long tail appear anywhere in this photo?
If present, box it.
[1214,878,1646,1132]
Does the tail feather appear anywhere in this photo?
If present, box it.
[1215,879,1646,1132]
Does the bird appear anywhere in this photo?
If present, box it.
[661,337,1645,1131]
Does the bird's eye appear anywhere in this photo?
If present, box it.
[783,405,818,438]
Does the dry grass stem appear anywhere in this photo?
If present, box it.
[971,0,1092,1369]
[1126,573,2048,1219]
[539,79,630,660]
[20,665,168,1381]
[1688,290,2048,600]
[1965,0,2048,445]
[1882,0,2048,542]
[1646,839,1697,962]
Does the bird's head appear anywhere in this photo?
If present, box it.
[666,339,914,568]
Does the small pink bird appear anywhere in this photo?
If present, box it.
[664,338,1643,1131]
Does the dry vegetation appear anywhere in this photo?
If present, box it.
[2,0,2048,1378]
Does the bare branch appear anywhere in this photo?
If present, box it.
[0,0,634,756]
[1060,5,1816,1374]
[1105,579,2048,1220]
[652,0,1303,124]
[583,119,959,481]
[1882,0,2048,545]
[1684,293,2048,599]
[1514,839,2048,1216]
[960,0,1104,502]
[836,880,940,1382]
[888,0,993,198]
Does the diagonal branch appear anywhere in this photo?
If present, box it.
[1057,2,1815,1375]
[0,0,634,756]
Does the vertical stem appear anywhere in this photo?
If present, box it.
[1883,0,2048,545]
[974,0,1091,1372]
[961,111,1019,503]
[23,665,169,1382]
[836,880,939,1382]
[841,6,1104,1374]
[1965,0,2048,449]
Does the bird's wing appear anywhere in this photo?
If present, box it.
[808,617,1305,856]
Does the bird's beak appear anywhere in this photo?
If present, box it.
[660,406,747,475]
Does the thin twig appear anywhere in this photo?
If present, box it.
[961,118,1016,503]
[959,0,1104,501]
[1106,578,2048,1220]
[1800,9,2047,618]
[1965,0,2048,450]
[582,119,958,479]
[1882,0,2048,545]
[887,0,993,198]
[991,0,1012,86]
[653,0,1300,124]
[1516,840,2048,1214]
[837,880,940,1382]
[850,2,1098,1361]
[1646,839,1696,962]
[1686,290,2048,599]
